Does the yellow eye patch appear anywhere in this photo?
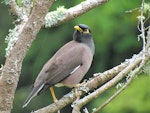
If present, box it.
[83,29,90,34]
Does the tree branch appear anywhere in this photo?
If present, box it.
[8,0,23,18]
[44,0,108,27]
[0,0,55,112]
[139,0,146,51]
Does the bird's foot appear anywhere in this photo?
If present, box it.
[74,80,87,101]
[54,99,60,113]
[74,86,80,101]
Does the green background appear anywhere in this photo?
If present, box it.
[0,0,150,113]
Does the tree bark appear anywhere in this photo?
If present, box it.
[0,0,54,112]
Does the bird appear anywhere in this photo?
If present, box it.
[22,24,95,108]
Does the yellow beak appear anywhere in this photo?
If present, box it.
[74,25,83,32]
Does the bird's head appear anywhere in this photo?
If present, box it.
[73,24,92,42]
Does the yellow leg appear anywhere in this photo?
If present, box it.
[74,81,87,100]
[74,85,80,100]
[50,87,60,113]
[50,87,58,103]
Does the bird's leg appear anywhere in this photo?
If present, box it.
[50,87,58,103]
[74,80,87,100]
[50,87,60,113]
[74,86,80,101]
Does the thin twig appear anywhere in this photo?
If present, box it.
[125,7,139,13]
[140,0,146,51]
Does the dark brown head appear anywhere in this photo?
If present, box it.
[73,24,95,55]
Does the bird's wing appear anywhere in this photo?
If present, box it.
[44,41,85,85]
[34,41,85,88]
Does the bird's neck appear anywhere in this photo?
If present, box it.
[84,38,95,55]
[73,31,95,55]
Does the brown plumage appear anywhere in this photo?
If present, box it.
[23,24,95,108]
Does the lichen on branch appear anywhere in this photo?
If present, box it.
[44,6,67,27]
[5,26,19,57]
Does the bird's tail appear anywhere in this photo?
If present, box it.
[22,83,44,108]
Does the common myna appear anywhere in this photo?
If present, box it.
[23,24,95,108]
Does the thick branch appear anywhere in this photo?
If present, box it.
[44,0,108,27]
[0,0,54,112]
[58,0,108,25]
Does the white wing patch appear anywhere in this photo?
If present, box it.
[55,65,81,87]
[70,65,81,75]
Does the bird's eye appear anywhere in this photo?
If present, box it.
[83,29,90,34]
